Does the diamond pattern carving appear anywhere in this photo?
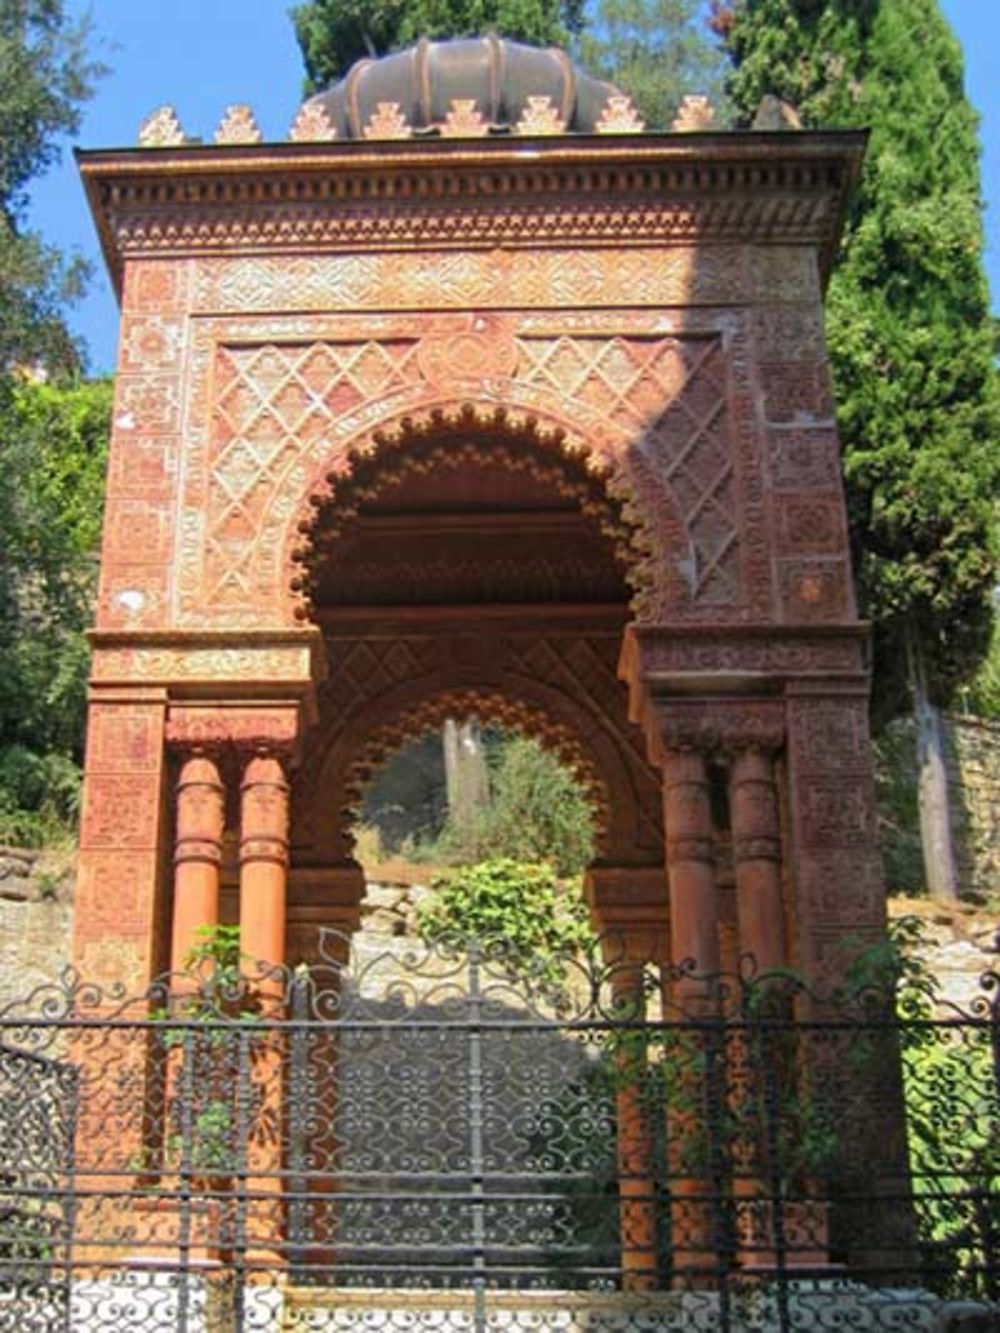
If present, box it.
[518,336,738,602]
[207,340,421,604]
[205,331,739,612]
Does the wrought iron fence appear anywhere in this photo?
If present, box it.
[0,933,997,1331]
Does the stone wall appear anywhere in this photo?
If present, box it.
[0,854,995,1015]
[0,846,74,1012]
[946,713,1000,904]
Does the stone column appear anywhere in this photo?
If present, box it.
[238,751,291,1259]
[662,749,718,983]
[588,867,670,1291]
[660,748,720,1281]
[728,749,785,977]
[727,747,789,1266]
[170,753,225,979]
[239,752,290,998]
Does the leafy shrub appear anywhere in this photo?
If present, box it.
[0,745,81,845]
[436,736,595,875]
[418,857,596,990]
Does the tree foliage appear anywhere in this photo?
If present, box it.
[0,377,110,841]
[0,1,104,373]
[0,3,107,842]
[436,735,596,875]
[714,0,1000,722]
[292,0,585,91]
[583,0,728,130]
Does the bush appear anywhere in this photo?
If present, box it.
[436,736,595,875]
[418,857,596,990]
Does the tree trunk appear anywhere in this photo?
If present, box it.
[442,717,490,841]
[906,628,959,902]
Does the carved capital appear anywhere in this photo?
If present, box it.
[166,706,299,757]
[654,699,786,763]
[174,755,224,867]
[240,754,290,868]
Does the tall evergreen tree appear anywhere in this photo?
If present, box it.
[292,0,585,92]
[583,0,728,130]
[714,0,1000,899]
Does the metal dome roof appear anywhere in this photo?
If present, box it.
[301,36,645,140]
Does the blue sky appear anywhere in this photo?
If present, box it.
[27,1,1000,373]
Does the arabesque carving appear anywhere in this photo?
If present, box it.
[201,329,743,627]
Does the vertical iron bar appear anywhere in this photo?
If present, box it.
[288,969,310,1271]
[60,1061,79,1333]
[758,1008,790,1333]
[703,1015,733,1333]
[232,1025,252,1329]
[177,1025,197,1333]
[468,944,487,1333]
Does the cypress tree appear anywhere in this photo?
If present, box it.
[714,0,1000,899]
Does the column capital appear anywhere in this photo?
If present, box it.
[240,753,290,868]
[174,753,225,867]
[648,698,786,768]
[165,704,300,759]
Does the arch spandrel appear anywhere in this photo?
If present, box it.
[192,323,750,633]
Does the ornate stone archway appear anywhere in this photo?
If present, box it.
[67,35,910,1287]
[75,49,880,1018]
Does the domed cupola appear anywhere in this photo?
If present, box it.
[300,36,645,140]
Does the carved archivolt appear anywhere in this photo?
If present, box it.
[200,327,739,630]
[293,416,641,615]
[341,688,612,843]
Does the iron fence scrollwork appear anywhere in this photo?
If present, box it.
[0,934,997,1331]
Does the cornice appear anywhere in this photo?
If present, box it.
[76,131,865,299]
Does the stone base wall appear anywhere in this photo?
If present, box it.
[0,855,995,1014]
[946,713,1000,904]
[0,845,74,1012]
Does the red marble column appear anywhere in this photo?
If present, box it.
[239,753,290,998]
[728,749,785,977]
[170,753,225,979]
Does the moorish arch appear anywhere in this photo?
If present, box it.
[280,405,673,962]
[69,34,902,1271]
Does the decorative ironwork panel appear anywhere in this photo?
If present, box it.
[0,939,997,1331]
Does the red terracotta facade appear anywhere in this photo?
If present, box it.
[75,127,882,998]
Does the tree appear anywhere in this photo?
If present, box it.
[715,0,1000,900]
[0,3,107,841]
[0,376,110,840]
[292,0,585,92]
[0,1,104,374]
[582,0,728,131]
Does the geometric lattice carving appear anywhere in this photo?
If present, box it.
[517,336,738,601]
[208,333,739,611]
[208,341,422,605]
